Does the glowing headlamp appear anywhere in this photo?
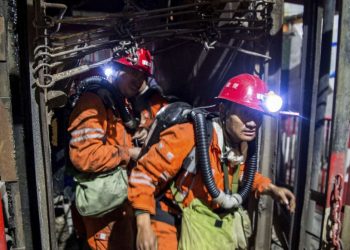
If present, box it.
[103,67,114,78]
[263,91,283,113]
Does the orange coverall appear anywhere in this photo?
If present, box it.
[69,91,167,250]
[128,122,271,250]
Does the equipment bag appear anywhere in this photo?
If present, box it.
[74,167,128,217]
[178,198,251,250]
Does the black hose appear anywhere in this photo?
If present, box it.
[79,75,114,90]
[113,88,138,131]
[191,110,220,199]
[79,76,137,131]
[238,139,258,201]
[191,109,257,202]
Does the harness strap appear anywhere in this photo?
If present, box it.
[151,205,181,226]
[232,164,240,194]
[151,194,182,226]
[221,145,231,194]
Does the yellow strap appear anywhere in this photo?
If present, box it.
[222,161,230,194]
[170,181,185,210]
[231,164,240,194]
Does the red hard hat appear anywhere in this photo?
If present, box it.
[217,74,268,112]
[115,48,152,76]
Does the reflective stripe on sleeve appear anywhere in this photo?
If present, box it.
[130,171,153,181]
[70,133,105,144]
[129,178,156,189]
[71,128,105,136]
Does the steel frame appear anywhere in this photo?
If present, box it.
[301,0,336,249]
[321,0,350,248]
[291,0,322,249]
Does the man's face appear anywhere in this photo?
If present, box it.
[114,67,147,98]
[224,103,263,144]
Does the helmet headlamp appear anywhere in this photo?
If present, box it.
[262,91,283,113]
[103,67,114,78]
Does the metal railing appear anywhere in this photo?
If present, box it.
[32,0,275,91]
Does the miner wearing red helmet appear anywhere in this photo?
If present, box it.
[68,47,167,250]
[128,73,295,250]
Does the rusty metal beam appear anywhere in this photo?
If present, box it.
[0,16,5,61]
[321,0,350,248]
[0,0,36,249]
[0,100,17,182]
[0,1,17,182]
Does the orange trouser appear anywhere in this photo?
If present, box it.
[151,220,178,250]
[82,203,136,250]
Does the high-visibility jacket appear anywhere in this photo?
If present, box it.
[128,122,271,214]
[68,91,167,173]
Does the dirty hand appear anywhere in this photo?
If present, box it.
[265,184,296,213]
[128,147,141,161]
[133,128,148,144]
[136,213,158,250]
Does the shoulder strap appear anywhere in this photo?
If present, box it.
[231,164,240,194]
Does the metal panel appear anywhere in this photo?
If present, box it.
[342,206,350,249]
[302,0,336,248]
[0,3,17,182]
[0,16,5,61]
[292,0,322,249]
[0,0,35,249]
[0,99,17,181]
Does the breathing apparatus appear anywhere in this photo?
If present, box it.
[143,74,283,210]
[71,76,138,132]
[140,101,253,209]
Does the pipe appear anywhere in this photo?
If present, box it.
[42,2,67,33]
[191,111,220,198]
[240,139,258,200]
